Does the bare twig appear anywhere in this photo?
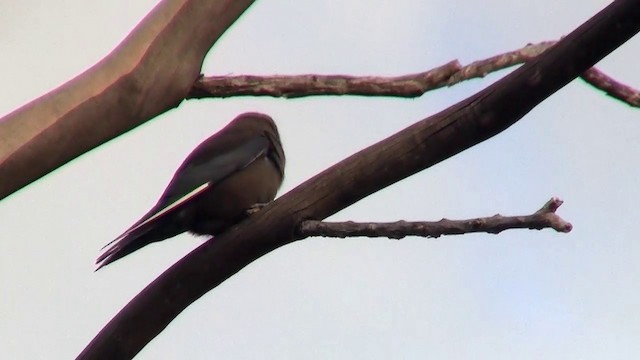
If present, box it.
[444,41,556,84]
[298,198,572,239]
[582,67,640,106]
[189,61,462,98]
[188,40,639,107]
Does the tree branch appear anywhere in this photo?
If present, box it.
[298,198,572,239]
[77,1,640,359]
[188,61,462,98]
[582,67,640,107]
[189,40,639,107]
[0,0,256,200]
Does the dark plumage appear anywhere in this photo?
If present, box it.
[96,112,285,270]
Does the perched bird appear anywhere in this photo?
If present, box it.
[96,112,285,270]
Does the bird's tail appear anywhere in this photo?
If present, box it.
[95,227,149,271]
[95,222,182,271]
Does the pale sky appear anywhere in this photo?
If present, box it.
[1,1,639,359]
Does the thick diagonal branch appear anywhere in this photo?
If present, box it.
[78,1,640,359]
[299,198,572,239]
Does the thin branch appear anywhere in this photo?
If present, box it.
[188,61,462,98]
[298,198,572,239]
[582,67,640,106]
[444,41,556,84]
[188,40,639,108]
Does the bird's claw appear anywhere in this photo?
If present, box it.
[246,203,269,215]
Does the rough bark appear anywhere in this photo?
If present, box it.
[299,198,572,239]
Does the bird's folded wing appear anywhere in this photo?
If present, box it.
[101,135,271,249]
[158,135,270,209]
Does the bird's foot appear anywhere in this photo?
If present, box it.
[246,202,269,215]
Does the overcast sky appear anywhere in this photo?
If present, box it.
[1,1,639,359]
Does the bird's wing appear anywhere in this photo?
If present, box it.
[158,134,271,208]
[96,136,271,269]
[94,181,211,270]
[102,135,271,249]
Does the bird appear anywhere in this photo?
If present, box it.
[95,112,285,270]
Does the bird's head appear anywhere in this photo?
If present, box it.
[227,112,285,177]
[227,112,278,134]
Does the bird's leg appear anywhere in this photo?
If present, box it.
[246,202,269,215]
